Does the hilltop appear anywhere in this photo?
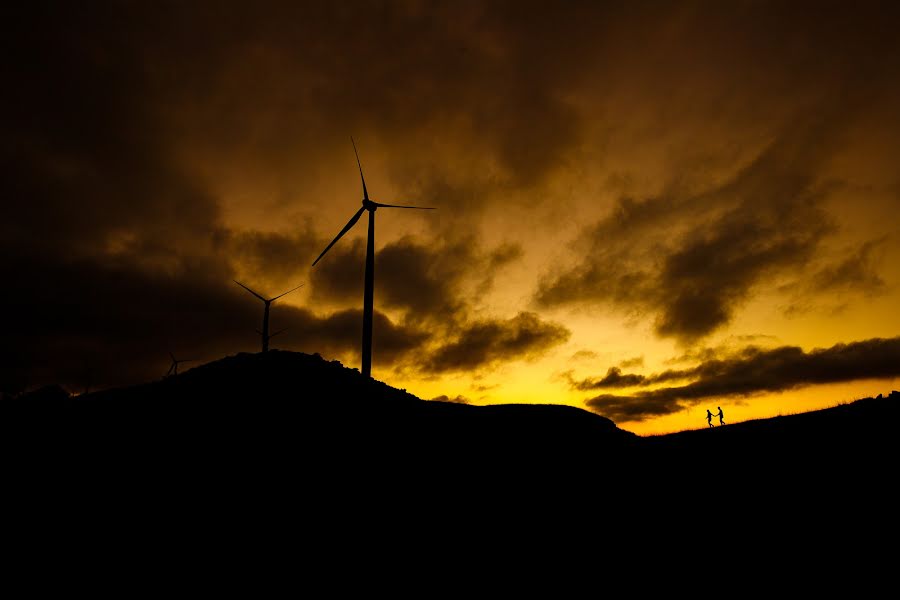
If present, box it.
[5,350,898,508]
[5,350,637,457]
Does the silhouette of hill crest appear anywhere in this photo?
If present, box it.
[6,351,898,503]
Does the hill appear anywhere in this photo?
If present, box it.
[4,350,637,459]
[4,350,898,513]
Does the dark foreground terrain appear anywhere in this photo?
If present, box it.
[4,351,898,546]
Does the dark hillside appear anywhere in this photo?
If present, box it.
[643,392,900,462]
[5,351,898,516]
[3,351,638,497]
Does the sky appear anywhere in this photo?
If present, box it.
[3,0,899,434]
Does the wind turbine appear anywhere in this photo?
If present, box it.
[233,280,304,352]
[166,353,195,377]
[312,137,435,378]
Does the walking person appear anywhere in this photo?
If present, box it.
[706,409,714,428]
[716,406,725,426]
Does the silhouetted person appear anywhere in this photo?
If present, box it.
[716,406,725,426]
[706,409,714,428]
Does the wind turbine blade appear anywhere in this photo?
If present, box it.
[372,202,436,209]
[312,206,366,266]
[169,352,176,363]
[271,283,305,301]
[351,136,368,201]
[270,327,287,338]
[233,280,267,301]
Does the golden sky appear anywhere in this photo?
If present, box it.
[3,1,899,434]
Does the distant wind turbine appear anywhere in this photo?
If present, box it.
[311,137,435,378]
[234,280,304,353]
[166,353,195,377]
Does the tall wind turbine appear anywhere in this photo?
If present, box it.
[312,137,435,378]
[234,280,304,353]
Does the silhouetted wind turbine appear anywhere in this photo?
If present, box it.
[312,137,435,378]
[166,353,194,377]
[234,280,304,352]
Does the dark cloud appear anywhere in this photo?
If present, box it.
[662,336,780,366]
[4,0,598,216]
[309,233,521,324]
[424,312,570,373]
[471,383,498,393]
[809,237,888,295]
[619,356,644,369]
[527,2,900,344]
[375,236,472,321]
[488,243,524,268]
[570,367,646,391]
[429,394,471,405]
[478,242,524,293]
[4,0,586,306]
[779,237,890,316]
[3,4,226,259]
[309,308,429,367]
[568,364,695,392]
[307,239,367,309]
[585,337,900,422]
[0,243,427,394]
[536,117,839,343]
[225,224,322,289]
[570,350,598,361]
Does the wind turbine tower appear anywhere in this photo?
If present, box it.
[234,280,304,353]
[312,138,435,378]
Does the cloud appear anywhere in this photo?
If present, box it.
[570,350,598,361]
[809,237,888,295]
[4,1,581,279]
[662,336,780,365]
[571,367,646,391]
[471,383,498,393]
[477,242,524,293]
[0,244,428,394]
[779,236,891,316]
[619,356,644,369]
[226,225,323,289]
[309,233,521,324]
[375,236,473,321]
[310,309,430,366]
[307,239,367,308]
[424,312,570,373]
[536,116,843,343]
[488,243,524,269]
[584,337,900,422]
[568,364,699,392]
[429,394,471,405]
